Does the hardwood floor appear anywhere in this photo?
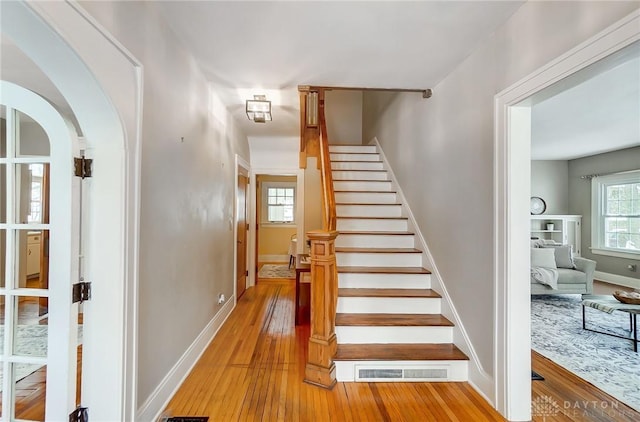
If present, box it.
[166,277,640,421]
[165,278,504,421]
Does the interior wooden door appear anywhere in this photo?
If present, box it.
[236,174,248,299]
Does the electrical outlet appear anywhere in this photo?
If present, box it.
[628,264,637,272]
[218,293,226,304]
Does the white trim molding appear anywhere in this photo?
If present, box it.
[136,295,235,422]
[494,9,640,421]
[370,137,494,399]
[595,271,640,290]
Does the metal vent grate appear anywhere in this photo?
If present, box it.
[359,369,403,379]
[356,365,450,382]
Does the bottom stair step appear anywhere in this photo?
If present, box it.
[335,343,468,361]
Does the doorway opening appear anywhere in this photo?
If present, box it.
[494,11,640,420]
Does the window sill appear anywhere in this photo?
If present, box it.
[590,247,640,260]
[260,222,296,228]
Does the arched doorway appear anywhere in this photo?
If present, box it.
[1,1,141,420]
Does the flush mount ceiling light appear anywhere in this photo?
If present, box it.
[246,95,272,123]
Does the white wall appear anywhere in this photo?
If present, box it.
[77,0,250,410]
[531,160,569,215]
[363,1,639,394]
[248,136,298,169]
[325,90,363,144]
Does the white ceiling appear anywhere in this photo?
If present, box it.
[530,41,640,160]
[155,1,524,138]
[2,1,637,161]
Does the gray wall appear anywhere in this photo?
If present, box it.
[531,160,569,215]
[325,90,363,144]
[568,146,640,280]
[79,1,250,405]
[362,2,639,379]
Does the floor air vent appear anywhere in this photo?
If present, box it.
[356,365,449,382]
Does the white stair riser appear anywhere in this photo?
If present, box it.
[335,360,468,382]
[330,153,381,162]
[337,297,441,314]
[332,161,384,171]
[335,191,397,204]
[334,181,393,191]
[337,218,408,232]
[332,171,389,181]
[338,252,422,267]
[336,234,415,249]
[336,326,453,344]
[338,272,431,289]
[329,145,378,154]
[336,204,402,218]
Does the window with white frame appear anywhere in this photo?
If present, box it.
[262,182,295,224]
[591,170,640,258]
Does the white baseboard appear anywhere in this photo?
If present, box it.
[136,295,236,422]
[370,137,494,402]
[594,271,640,290]
[259,254,288,263]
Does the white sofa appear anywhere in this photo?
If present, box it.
[531,240,596,295]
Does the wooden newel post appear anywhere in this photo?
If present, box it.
[304,229,339,389]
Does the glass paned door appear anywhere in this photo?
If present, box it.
[1,84,80,421]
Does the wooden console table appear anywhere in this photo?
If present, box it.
[295,254,311,325]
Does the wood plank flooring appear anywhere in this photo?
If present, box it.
[164,278,504,421]
[166,277,640,422]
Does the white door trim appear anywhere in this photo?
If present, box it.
[249,167,305,288]
[494,9,640,421]
[1,1,142,419]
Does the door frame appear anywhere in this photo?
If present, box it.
[493,10,640,420]
[248,168,305,288]
[234,155,251,303]
[2,2,142,419]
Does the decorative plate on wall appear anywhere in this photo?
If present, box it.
[530,197,546,215]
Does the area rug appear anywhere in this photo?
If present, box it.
[258,264,295,279]
[531,294,640,411]
[0,325,83,390]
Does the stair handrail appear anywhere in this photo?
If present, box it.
[317,90,337,231]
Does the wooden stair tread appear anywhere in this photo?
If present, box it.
[334,179,390,182]
[335,190,396,193]
[338,231,414,236]
[338,288,440,298]
[329,150,380,155]
[336,202,401,206]
[332,169,387,172]
[337,216,408,220]
[336,313,453,327]
[336,247,421,253]
[338,266,431,274]
[334,343,468,361]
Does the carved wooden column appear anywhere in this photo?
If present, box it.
[304,229,339,389]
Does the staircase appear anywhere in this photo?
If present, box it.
[329,144,469,382]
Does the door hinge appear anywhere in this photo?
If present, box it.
[246,223,249,230]
[74,156,93,179]
[69,406,88,422]
[72,282,92,304]
[245,270,249,277]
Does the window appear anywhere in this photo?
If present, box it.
[592,170,640,258]
[27,163,43,223]
[262,182,295,224]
